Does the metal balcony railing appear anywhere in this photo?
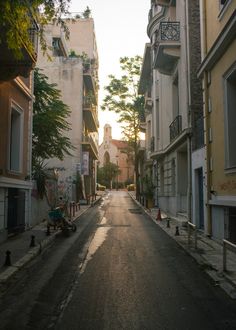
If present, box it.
[159,21,180,42]
[169,115,182,142]
[82,134,98,157]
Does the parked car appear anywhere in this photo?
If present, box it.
[96,183,106,191]
[127,184,135,191]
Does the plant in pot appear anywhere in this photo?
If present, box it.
[142,175,154,209]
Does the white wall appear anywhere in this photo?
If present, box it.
[212,206,225,240]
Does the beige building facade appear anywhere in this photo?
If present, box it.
[198,0,236,241]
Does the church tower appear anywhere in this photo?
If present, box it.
[103,124,112,145]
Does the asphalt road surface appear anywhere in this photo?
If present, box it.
[0,191,236,330]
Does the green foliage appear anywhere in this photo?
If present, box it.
[97,162,121,188]
[101,56,144,148]
[82,6,91,18]
[32,68,74,167]
[32,161,49,199]
[69,49,79,58]
[0,0,71,59]
[101,56,145,197]
[142,175,154,197]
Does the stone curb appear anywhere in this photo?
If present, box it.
[0,232,58,285]
[129,193,236,299]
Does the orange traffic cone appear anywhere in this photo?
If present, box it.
[157,208,162,221]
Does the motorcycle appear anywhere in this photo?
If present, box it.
[48,206,77,235]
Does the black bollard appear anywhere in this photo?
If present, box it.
[4,250,12,266]
[46,225,51,236]
[30,235,36,247]
[166,218,170,228]
[175,226,180,236]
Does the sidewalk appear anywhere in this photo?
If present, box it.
[129,191,236,299]
[0,194,104,289]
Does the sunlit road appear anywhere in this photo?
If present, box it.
[1,191,236,330]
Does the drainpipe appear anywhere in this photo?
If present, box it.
[184,0,192,223]
[200,0,212,236]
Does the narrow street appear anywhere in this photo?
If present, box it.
[0,191,236,330]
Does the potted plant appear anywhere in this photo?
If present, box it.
[142,175,154,209]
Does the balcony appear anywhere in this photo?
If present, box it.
[169,115,182,142]
[144,98,153,111]
[82,134,98,160]
[83,62,97,97]
[0,19,38,81]
[153,21,180,75]
[137,140,146,157]
[156,0,176,6]
[83,97,99,132]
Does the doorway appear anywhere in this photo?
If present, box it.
[7,188,25,234]
[196,168,204,229]
[228,207,236,243]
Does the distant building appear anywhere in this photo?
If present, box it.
[99,124,134,187]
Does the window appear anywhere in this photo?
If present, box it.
[52,38,65,57]
[220,0,229,6]
[9,104,23,172]
[219,0,231,16]
[224,63,236,170]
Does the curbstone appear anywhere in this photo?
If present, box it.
[0,266,18,284]
[0,201,96,288]
[128,192,236,299]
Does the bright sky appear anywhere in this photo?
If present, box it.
[69,0,150,143]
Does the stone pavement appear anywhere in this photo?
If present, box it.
[1,191,236,299]
[0,194,104,289]
[128,191,236,299]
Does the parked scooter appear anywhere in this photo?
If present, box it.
[48,206,76,235]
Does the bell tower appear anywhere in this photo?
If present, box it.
[103,124,112,144]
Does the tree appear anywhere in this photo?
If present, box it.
[33,68,74,165]
[32,68,74,198]
[97,162,121,189]
[82,6,91,19]
[101,56,145,198]
[0,0,71,59]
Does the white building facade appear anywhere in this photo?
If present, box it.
[140,1,205,227]
[36,18,99,209]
